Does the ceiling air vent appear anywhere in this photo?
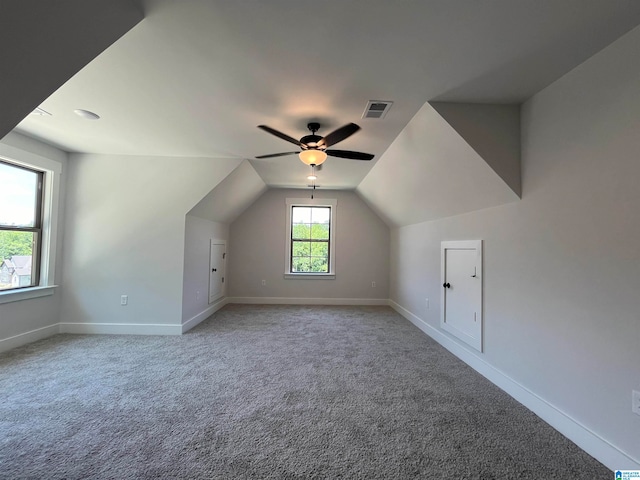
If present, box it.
[362,100,393,119]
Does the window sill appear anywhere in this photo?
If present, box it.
[0,285,58,305]
[284,273,335,280]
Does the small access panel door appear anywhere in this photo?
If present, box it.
[209,240,226,304]
[441,240,483,352]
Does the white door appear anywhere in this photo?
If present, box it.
[209,241,226,304]
[441,240,482,351]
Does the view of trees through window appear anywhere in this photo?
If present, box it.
[0,160,41,290]
[291,206,330,273]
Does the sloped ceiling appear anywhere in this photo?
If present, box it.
[357,102,520,227]
[188,160,268,224]
[0,0,143,140]
[6,1,640,224]
[430,102,521,197]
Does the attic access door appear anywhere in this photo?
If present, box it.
[209,240,226,304]
[441,240,483,352]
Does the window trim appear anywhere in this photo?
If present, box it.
[284,197,336,279]
[0,143,62,303]
[0,285,56,304]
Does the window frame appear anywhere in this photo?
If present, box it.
[0,159,44,291]
[284,198,336,279]
[0,143,62,304]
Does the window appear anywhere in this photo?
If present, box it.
[285,198,336,278]
[291,206,330,273]
[0,140,62,304]
[0,160,43,291]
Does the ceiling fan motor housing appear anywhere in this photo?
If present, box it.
[300,134,324,149]
[301,123,324,149]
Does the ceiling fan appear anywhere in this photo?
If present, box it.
[255,122,374,166]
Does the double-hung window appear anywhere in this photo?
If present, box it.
[285,198,336,278]
[0,159,43,291]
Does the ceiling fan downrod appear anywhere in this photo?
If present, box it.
[307,122,320,135]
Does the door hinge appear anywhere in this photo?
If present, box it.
[222,277,225,283]
[222,252,226,259]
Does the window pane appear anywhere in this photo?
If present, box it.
[310,242,328,257]
[309,257,328,272]
[0,231,34,290]
[0,162,39,228]
[291,257,310,272]
[291,256,328,273]
[292,241,310,257]
[292,207,311,224]
[311,207,330,224]
[292,223,310,240]
[311,223,329,240]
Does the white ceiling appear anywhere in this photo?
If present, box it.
[13,0,640,191]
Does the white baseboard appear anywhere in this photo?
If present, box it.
[0,324,59,353]
[389,300,639,470]
[59,322,182,336]
[227,296,389,306]
[182,297,229,333]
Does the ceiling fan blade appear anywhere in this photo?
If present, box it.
[258,125,302,146]
[255,152,299,159]
[318,123,360,147]
[326,149,374,161]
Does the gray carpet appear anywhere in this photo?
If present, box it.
[0,304,610,479]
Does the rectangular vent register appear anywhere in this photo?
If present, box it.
[362,100,393,119]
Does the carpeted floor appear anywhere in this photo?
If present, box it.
[0,304,610,479]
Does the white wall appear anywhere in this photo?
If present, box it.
[182,215,228,326]
[0,132,67,350]
[390,25,640,468]
[229,188,389,302]
[59,153,241,333]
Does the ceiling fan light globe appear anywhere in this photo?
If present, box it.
[299,149,327,166]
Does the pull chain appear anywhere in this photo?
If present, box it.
[309,164,317,199]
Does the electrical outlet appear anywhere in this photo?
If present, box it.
[120,295,128,306]
[633,390,640,416]
[371,281,376,288]
[261,280,266,286]
[196,291,200,300]
[426,298,430,310]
